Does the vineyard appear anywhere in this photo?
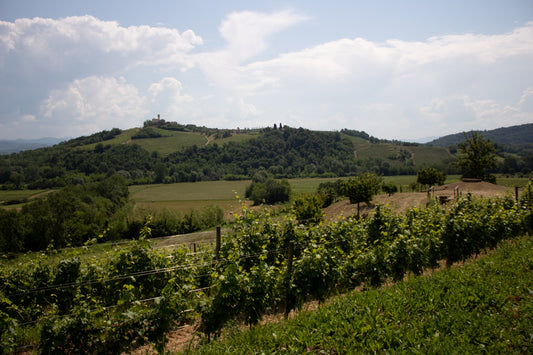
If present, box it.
[1,191,532,353]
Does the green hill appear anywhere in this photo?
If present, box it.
[427,123,533,147]
[1,121,531,190]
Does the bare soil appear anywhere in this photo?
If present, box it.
[324,180,513,220]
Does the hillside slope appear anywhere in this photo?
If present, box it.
[426,123,533,147]
[2,122,531,190]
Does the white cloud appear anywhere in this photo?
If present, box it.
[0,15,203,138]
[519,87,533,112]
[1,11,532,140]
[148,77,194,118]
[195,10,309,94]
[220,21,533,138]
[40,76,147,135]
[219,10,309,62]
[33,75,198,137]
[0,15,202,70]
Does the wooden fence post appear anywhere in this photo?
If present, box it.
[515,186,519,203]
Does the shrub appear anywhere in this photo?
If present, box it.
[292,193,324,225]
[246,178,291,205]
[382,182,398,196]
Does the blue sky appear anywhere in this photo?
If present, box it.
[1,1,532,141]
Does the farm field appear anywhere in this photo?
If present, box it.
[1,175,527,214]
[0,189,50,202]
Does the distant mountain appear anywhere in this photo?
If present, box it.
[426,123,533,147]
[0,137,67,154]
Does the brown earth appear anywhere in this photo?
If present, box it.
[324,180,514,221]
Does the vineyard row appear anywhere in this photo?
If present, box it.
[1,192,532,353]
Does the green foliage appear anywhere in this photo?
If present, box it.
[245,177,291,205]
[417,167,446,186]
[58,128,121,148]
[1,190,531,352]
[188,235,533,354]
[381,182,398,196]
[343,173,382,215]
[131,127,164,139]
[457,132,497,182]
[291,193,324,225]
[316,179,344,207]
[0,175,130,253]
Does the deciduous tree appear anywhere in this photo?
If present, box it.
[343,173,382,217]
[456,132,496,182]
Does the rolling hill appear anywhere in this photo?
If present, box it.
[0,121,531,190]
[426,123,533,147]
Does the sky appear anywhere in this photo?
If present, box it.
[1,1,532,141]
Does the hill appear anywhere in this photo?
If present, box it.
[426,123,533,147]
[0,123,458,189]
[1,121,531,190]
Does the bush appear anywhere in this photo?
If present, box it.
[382,182,398,196]
[246,178,291,205]
[292,193,324,225]
[131,127,164,139]
[343,173,382,216]
[317,180,344,207]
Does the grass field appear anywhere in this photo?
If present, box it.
[128,175,530,216]
[352,139,455,168]
[131,129,206,155]
[80,128,207,156]
[212,132,259,145]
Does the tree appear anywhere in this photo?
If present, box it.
[456,132,496,182]
[382,182,398,196]
[417,167,446,187]
[246,177,291,205]
[343,173,382,217]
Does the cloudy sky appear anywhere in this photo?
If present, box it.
[1,1,532,141]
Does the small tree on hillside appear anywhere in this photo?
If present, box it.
[456,132,496,182]
[343,173,382,217]
[417,167,446,187]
